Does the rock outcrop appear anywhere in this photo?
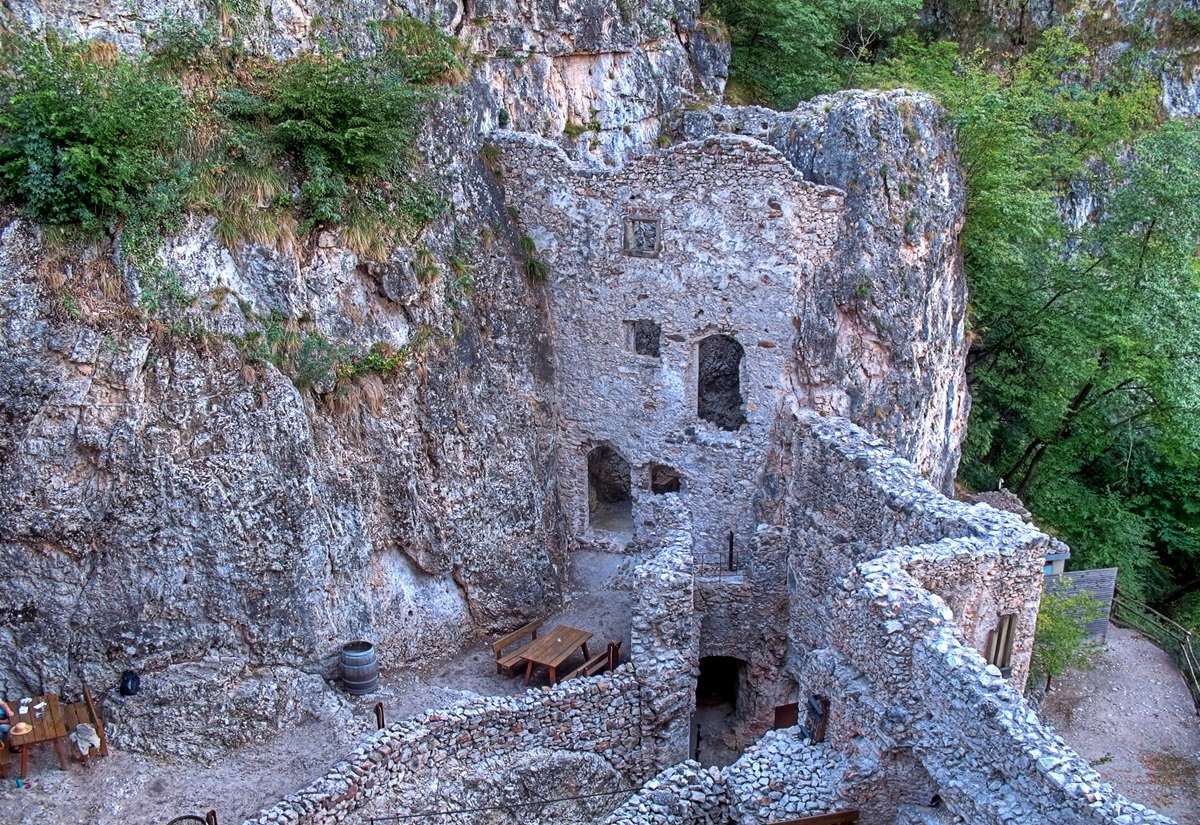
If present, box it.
[0,0,969,760]
[0,0,728,755]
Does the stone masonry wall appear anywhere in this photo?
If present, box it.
[494,129,844,565]
[602,761,727,825]
[243,667,643,825]
[700,93,971,491]
[596,408,1176,825]
[243,503,698,825]
[777,407,1175,824]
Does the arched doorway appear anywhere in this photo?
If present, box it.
[587,443,632,535]
[697,334,746,430]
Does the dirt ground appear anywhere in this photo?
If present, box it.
[1040,623,1200,822]
[0,551,635,825]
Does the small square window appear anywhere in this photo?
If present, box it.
[649,463,682,494]
[624,217,661,258]
[625,319,661,357]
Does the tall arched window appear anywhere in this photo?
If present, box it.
[697,334,746,431]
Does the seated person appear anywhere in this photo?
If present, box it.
[0,699,12,742]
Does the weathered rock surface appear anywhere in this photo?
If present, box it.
[0,0,968,764]
[702,92,970,491]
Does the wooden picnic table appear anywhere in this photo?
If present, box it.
[8,693,69,778]
[519,625,592,686]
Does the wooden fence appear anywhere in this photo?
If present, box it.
[1111,590,1200,715]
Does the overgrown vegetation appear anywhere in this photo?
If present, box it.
[702,0,921,106]
[193,19,463,258]
[705,4,1200,621]
[0,16,464,265]
[0,34,191,238]
[1031,581,1105,691]
[238,313,436,390]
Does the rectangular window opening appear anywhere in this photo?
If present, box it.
[985,613,1017,676]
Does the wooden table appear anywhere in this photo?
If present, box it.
[8,694,69,778]
[519,625,592,686]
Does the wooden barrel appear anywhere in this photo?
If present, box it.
[340,640,379,695]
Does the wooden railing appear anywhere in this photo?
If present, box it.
[1111,590,1200,715]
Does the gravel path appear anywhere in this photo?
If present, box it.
[1040,623,1200,822]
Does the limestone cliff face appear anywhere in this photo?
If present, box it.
[926,0,1200,118]
[0,0,727,757]
[0,0,968,759]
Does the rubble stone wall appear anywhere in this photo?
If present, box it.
[243,667,644,825]
[243,504,698,825]
[780,408,1175,824]
[592,408,1177,825]
[495,129,845,564]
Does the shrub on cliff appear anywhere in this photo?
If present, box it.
[194,18,462,257]
[0,34,191,236]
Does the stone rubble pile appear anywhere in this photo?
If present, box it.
[724,728,847,824]
[603,761,727,825]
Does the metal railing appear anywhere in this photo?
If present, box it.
[1111,590,1200,715]
[693,547,749,579]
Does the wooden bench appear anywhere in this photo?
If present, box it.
[0,738,9,778]
[564,640,621,681]
[493,619,544,675]
[60,684,108,762]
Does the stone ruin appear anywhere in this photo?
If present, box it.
[243,104,1175,825]
[0,1,1181,823]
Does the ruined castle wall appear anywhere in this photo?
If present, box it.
[724,728,847,824]
[772,408,1036,668]
[243,667,644,825]
[495,130,844,565]
[769,409,1175,825]
[244,506,698,825]
[822,539,1175,825]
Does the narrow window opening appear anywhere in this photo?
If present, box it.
[587,443,633,535]
[985,613,1017,676]
[625,320,661,357]
[727,531,736,571]
[649,462,682,494]
[697,334,746,430]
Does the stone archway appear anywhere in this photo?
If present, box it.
[587,443,632,535]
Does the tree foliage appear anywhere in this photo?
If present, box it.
[860,36,1200,603]
[702,0,921,106]
[703,4,1200,614]
[1032,581,1105,688]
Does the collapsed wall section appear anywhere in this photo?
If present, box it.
[778,409,1175,824]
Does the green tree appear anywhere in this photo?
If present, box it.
[859,33,1200,602]
[1032,581,1106,691]
[703,0,921,107]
